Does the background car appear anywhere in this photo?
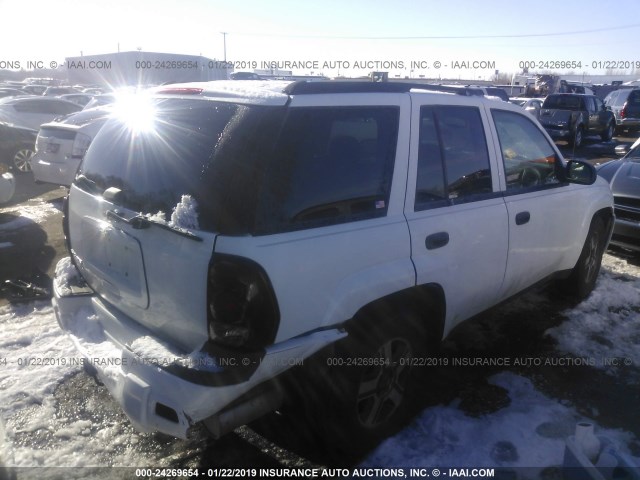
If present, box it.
[81,93,116,110]
[0,121,38,172]
[42,86,79,96]
[597,140,640,253]
[0,97,82,131]
[0,163,15,203]
[603,88,640,135]
[539,93,615,147]
[31,107,111,186]
[509,97,544,115]
[0,88,29,99]
[229,71,263,80]
[57,93,94,107]
[21,84,48,95]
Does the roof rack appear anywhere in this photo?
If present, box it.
[283,81,485,97]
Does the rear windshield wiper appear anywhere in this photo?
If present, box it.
[101,187,201,241]
[106,209,203,242]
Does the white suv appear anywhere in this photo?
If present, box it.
[53,80,613,454]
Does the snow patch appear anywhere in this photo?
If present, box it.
[0,199,60,230]
[53,257,79,297]
[0,303,79,430]
[548,254,640,374]
[364,372,637,471]
[170,195,199,230]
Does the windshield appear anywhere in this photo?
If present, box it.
[78,97,286,234]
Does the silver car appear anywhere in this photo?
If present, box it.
[31,107,110,186]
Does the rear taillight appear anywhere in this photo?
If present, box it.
[71,133,91,158]
[62,194,71,253]
[207,255,279,350]
[620,102,628,119]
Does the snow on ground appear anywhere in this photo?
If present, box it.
[364,372,635,472]
[0,302,163,468]
[548,254,640,377]
[0,198,60,230]
[1,190,639,473]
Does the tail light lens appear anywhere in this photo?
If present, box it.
[62,194,71,253]
[71,133,92,158]
[207,255,279,350]
[620,102,628,119]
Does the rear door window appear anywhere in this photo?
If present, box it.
[414,105,492,210]
[255,106,399,233]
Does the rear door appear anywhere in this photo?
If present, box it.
[404,95,509,331]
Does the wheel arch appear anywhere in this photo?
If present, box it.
[346,282,446,348]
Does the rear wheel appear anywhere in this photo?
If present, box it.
[12,147,34,173]
[569,126,584,148]
[561,216,607,300]
[299,304,433,461]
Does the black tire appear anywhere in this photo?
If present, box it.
[562,216,607,300]
[11,147,34,173]
[600,122,614,142]
[569,126,584,148]
[300,304,432,462]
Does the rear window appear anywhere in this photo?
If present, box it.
[628,90,640,105]
[38,127,76,140]
[542,95,583,110]
[77,98,286,234]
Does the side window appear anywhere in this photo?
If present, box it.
[585,97,596,113]
[614,91,628,106]
[594,98,604,111]
[257,106,399,233]
[492,109,560,191]
[604,91,618,106]
[415,105,492,210]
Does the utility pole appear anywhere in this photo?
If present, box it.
[221,32,227,62]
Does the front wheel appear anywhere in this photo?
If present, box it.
[569,126,584,148]
[561,216,607,300]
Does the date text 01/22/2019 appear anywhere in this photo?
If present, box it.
[519,60,640,70]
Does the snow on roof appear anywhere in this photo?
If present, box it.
[154,80,292,106]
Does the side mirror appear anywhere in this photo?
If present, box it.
[564,159,597,185]
[615,144,628,157]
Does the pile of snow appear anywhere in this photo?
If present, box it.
[548,254,640,375]
[53,257,79,297]
[144,195,199,231]
[364,372,636,472]
[0,199,60,230]
[170,195,199,230]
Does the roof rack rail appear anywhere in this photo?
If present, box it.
[283,81,485,97]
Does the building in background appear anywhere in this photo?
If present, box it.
[64,51,230,87]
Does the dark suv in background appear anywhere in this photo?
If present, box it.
[603,88,640,135]
[538,93,615,147]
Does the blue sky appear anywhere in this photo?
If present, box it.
[1,0,639,79]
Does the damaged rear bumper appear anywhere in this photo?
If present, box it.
[52,257,345,439]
